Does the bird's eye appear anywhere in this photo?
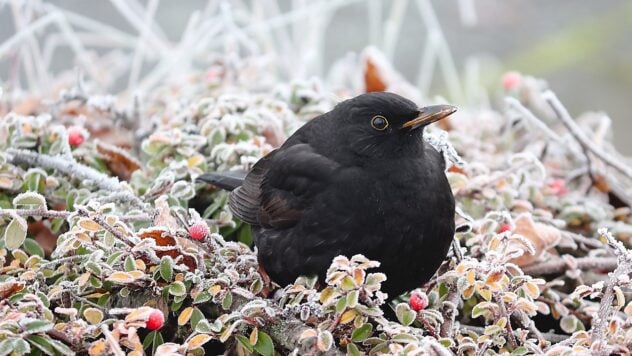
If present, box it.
[370,115,389,131]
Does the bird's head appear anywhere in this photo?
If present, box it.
[333,92,456,159]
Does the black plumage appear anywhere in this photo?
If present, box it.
[199,92,456,299]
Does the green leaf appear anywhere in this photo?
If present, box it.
[23,238,44,258]
[4,217,27,250]
[21,319,53,333]
[222,291,233,310]
[168,281,186,297]
[335,297,347,313]
[142,331,164,354]
[191,307,205,330]
[195,319,212,333]
[560,315,581,334]
[512,346,529,355]
[0,338,30,356]
[395,303,416,326]
[193,290,211,304]
[351,323,373,342]
[236,335,254,353]
[13,192,46,208]
[27,335,55,355]
[160,256,174,281]
[347,343,361,356]
[106,251,124,265]
[253,331,274,356]
[124,255,136,271]
[13,339,31,355]
[49,339,74,355]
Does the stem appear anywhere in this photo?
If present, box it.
[543,90,632,181]
[521,256,617,276]
[6,148,145,208]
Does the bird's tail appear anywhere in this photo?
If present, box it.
[197,171,247,191]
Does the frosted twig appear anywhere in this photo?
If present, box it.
[543,90,632,180]
[590,228,632,352]
[6,148,144,208]
[0,208,151,222]
[505,97,562,142]
[127,0,160,91]
[77,208,136,248]
[521,256,618,276]
[100,325,125,356]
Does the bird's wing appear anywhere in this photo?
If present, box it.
[229,143,340,228]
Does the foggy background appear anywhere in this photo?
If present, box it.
[1,0,631,153]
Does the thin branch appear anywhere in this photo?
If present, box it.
[439,283,459,338]
[459,325,568,344]
[591,229,632,352]
[521,256,617,276]
[6,148,145,208]
[77,208,136,248]
[543,90,632,180]
[0,207,151,222]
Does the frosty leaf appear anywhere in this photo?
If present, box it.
[178,307,193,326]
[351,323,373,342]
[4,217,27,250]
[254,331,274,356]
[12,192,46,209]
[83,308,104,325]
[186,334,212,349]
[316,330,333,352]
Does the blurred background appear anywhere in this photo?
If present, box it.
[1,0,631,153]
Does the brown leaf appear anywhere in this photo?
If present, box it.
[510,214,561,266]
[364,57,387,93]
[0,281,24,300]
[137,227,197,272]
[95,140,142,181]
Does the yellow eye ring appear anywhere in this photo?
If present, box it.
[371,115,389,131]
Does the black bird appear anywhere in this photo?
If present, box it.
[199,92,456,299]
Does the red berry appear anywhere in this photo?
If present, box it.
[409,291,428,312]
[547,179,568,196]
[501,71,522,91]
[68,126,85,146]
[188,222,209,241]
[146,309,164,330]
[498,224,512,233]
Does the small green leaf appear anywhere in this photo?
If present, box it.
[395,303,416,326]
[351,323,373,342]
[235,335,254,353]
[191,308,205,330]
[21,319,53,333]
[160,256,174,281]
[169,281,186,297]
[195,319,212,333]
[335,297,347,313]
[4,217,27,250]
[222,291,233,310]
[23,239,44,258]
[13,192,46,208]
[193,290,211,304]
[560,315,580,334]
[253,331,274,356]
[512,346,529,355]
[347,343,361,356]
[27,335,55,355]
[124,255,136,271]
[49,338,74,355]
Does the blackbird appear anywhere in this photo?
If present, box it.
[199,92,456,299]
